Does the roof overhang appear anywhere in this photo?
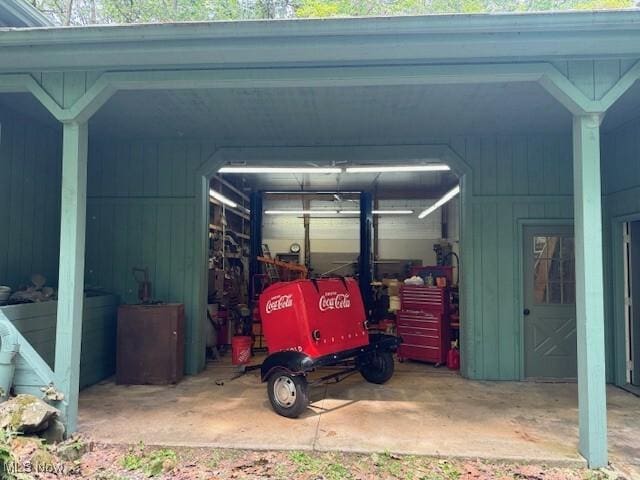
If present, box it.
[0,0,53,28]
[0,10,639,72]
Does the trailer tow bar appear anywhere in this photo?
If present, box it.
[309,367,359,386]
[215,363,263,386]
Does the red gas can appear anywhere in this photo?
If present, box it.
[259,278,369,358]
[447,348,460,370]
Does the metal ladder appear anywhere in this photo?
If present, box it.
[261,244,281,282]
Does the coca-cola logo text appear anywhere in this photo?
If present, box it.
[265,294,293,314]
[319,292,351,312]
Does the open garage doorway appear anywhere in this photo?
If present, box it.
[202,151,466,400]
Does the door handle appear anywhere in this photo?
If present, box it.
[523,308,530,316]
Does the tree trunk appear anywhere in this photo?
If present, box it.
[65,0,73,25]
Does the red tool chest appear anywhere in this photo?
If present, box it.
[397,285,450,365]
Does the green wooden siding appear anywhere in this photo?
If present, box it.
[0,105,61,289]
[462,135,575,380]
[1,295,119,390]
[85,134,579,380]
[85,139,215,374]
[32,71,102,109]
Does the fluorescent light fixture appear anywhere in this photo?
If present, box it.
[209,189,238,209]
[418,185,460,219]
[374,210,414,215]
[264,210,339,215]
[219,166,342,174]
[345,164,450,173]
[338,210,415,215]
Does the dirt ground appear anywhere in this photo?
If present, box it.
[1,435,631,480]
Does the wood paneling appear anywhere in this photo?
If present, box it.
[85,133,578,381]
[86,139,209,374]
[465,134,574,380]
[0,106,61,289]
[1,295,119,390]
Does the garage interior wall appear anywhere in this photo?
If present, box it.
[262,197,459,271]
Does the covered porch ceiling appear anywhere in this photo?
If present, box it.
[3,77,639,194]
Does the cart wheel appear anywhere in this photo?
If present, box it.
[358,351,395,384]
[267,369,309,418]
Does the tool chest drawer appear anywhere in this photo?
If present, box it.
[397,310,440,329]
[398,331,442,349]
[400,285,447,312]
[396,308,449,365]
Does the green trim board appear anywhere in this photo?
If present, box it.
[1,59,639,124]
[1,11,640,71]
[573,114,607,468]
[54,122,89,434]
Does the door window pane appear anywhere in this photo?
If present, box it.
[534,236,547,258]
[548,282,562,304]
[562,260,575,282]
[532,233,575,305]
[563,282,576,304]
[562,237,575,259]
[548,260,561,282]
[547,237,562,260]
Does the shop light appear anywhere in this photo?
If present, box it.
[264,210,339,215]
[219,166,342,174]
[345,164,450,173]
[209,189,238,209]
[418,185,460,219]
[338,210,415,215]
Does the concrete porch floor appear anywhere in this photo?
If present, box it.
[78,358,640,471]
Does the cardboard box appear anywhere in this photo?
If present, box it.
[382,278,400,297]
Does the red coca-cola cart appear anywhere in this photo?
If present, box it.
[257,277,400,418]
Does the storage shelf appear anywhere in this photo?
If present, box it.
[209,223,250,240]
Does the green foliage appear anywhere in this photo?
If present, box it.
[289,450,323,473]
[32,0,635,25]
[289,451,354,479]
[143,449,178,477]
[120,445,178,477]
[0,429,17,480]
[324,461,352,480]
[121,451,143,471]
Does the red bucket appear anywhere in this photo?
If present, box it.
[231,336,252,365]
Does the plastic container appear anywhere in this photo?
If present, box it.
[231,335,252,365]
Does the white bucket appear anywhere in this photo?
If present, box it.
[0,286,10,303]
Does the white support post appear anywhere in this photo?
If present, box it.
[54,122,88,434]
[572,114,608,468]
